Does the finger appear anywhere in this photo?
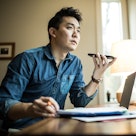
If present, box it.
[33,98,56,114]
[46,102,57,114]
[34,110,56,117]
[33,98,48,110]
[92,55,100,68]
[33,99,56,115]
[42,113,56,117]
[34,97,56,109]
[96,53,104,66]
[92,55,97,64]
[41,97,60,111]
[96,52,101,60]
[101,55,109,66]
[108,57,117,66]
[48,98,60,111]
[32,102,47,114]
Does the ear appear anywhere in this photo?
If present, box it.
[49,27,56,38]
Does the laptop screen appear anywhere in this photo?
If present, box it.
[120,72,136,109]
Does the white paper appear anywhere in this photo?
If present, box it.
[63,107,127,113]
[58,106,127,116]
[58,107,136,122]
[72,113,136,122]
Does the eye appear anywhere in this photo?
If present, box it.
[66,25,73,29]
[77,29,80,33]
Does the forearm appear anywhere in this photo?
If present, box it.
[84,80,99,97]
[7,97,59,120]
[7,102,33,120]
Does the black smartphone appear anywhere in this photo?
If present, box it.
[88,53,115,59]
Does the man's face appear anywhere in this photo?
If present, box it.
[53,16,81,52]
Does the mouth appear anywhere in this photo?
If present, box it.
[71,40,77,45]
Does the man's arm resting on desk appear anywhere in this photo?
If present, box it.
[7,97,59,120]
[7,102,34,120]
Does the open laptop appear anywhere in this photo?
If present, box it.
[57,72,136,117]
[120,71,136,109]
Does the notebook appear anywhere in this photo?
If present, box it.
[57,72,136,117]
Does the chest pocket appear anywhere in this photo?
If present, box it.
[60,75,75,94]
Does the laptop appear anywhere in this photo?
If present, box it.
[120,71,136,109]
[57,72,136,117]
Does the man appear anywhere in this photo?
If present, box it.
[0,7,116,130]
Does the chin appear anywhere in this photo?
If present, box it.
[69,48,76,52]
[66,45,77,52]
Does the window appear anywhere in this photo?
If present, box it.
[101,0,123,102]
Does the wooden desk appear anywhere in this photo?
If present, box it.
[11,104,136,136]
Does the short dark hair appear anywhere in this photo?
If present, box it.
[48,7,82,40]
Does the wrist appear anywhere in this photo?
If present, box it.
[91,76,103,84]
[26,103,35,117]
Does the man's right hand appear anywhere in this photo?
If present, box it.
[7,96,60,120]
[29,96,60,118]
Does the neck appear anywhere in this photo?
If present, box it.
[50,43,68,67]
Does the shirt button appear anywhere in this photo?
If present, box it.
[68,76,71,80]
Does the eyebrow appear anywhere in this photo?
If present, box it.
[67,23,80,29]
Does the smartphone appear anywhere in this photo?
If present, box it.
[88,53,115,59]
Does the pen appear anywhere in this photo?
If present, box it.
[47,101,55,109]
[47,101,52,106]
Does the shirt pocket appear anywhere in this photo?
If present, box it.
[60,75,75,94]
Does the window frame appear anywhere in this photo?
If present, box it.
[96,0,129,104]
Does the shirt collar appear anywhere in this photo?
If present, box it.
[44,44,73,61]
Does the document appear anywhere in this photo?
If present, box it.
[72,113,136,122]
[57,107,136,122]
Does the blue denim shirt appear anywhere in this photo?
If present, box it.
[0,44,98,129]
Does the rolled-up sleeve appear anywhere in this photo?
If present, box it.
[0,53,33,118]
[70,88,98,107]
[0,98,20,118]
[69,59,98,107]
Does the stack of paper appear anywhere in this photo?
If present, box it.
[57,107,136,122]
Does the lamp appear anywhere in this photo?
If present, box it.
[111,39,136,103]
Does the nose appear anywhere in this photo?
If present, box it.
[72,30,79,38]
